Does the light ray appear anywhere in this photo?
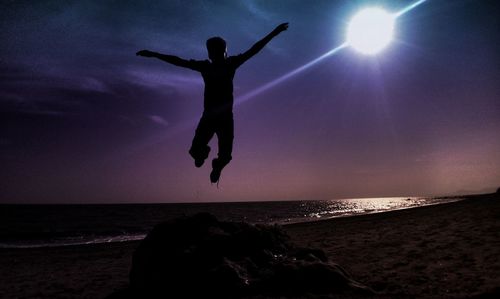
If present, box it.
[236,43,348,105]
[237,0,429,105]
[394,0,427,18]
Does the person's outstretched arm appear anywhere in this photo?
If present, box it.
[238,23,288,64]
[136,50,202,70]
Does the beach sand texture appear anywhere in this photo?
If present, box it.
[1,193,499,298]
[285,193,500,298]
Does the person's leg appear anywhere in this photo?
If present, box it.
[210,115,234,183]
[189,116,215,167]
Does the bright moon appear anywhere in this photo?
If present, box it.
[347,8,395,55]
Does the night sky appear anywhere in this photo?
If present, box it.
[1,0,499,203]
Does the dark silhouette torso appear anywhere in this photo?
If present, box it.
[188,56,245,116]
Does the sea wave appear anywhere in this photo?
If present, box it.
[0,234,146,249]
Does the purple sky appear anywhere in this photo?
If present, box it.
[1,0,499,203]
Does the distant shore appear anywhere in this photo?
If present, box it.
[1,193,499,298]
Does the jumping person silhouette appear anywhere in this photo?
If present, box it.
[137,23,288,183]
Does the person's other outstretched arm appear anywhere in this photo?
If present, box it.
[136,50,199,70]
[239,23,289,63]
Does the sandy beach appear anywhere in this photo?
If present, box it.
[285,193,500,298]
[1,193,499,298]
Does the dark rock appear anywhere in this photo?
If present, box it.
[107,213,372,298]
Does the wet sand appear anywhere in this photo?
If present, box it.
[1,193,499,298]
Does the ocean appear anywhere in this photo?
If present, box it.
[0,196,461,248]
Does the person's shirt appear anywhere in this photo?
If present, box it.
[185,55,247,114]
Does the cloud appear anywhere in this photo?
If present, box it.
[243,0,274,21]
[149,115,169,127]
[0,61,188,119]
[79,77,111,93]
[126,66,202,90]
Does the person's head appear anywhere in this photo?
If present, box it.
[206,37,227,61]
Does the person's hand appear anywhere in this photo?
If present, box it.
[272,22,289,35]
[136,50,156,57]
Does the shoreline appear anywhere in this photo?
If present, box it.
[0,195,468,249]
[282,195,467,226]
[1,193,498,298]
[284,193,475,228]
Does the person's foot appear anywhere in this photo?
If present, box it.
[210,159,223,184]
[189,146,210,168]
